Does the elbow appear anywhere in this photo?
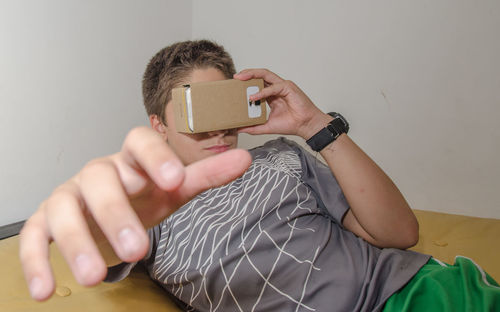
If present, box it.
[382,213,419,250]
[400,217,420,249]
[405,226,419,248]
[395,202,420,249]
[410,220,420,247]
[370,221,419,249]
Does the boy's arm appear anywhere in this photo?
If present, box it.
[319,131,418,249]
[235,69,419,249]
[19,127,251,301]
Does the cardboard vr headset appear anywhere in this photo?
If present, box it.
[171,79,267,133]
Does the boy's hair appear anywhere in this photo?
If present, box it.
[142,40,236,124]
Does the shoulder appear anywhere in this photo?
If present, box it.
[249,137,303,156]
[248,137,305,178]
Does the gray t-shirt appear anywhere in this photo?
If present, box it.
[107,138,429,311]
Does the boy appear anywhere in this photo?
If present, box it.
[19,40,499,311]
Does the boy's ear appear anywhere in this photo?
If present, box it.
[149,114,168,140]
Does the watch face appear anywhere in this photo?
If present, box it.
[330,112,349,133]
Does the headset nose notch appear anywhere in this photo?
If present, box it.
[207,128,229,137]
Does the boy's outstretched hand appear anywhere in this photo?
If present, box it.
[19,127,251,301]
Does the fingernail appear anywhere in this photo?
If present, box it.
[29,277,43,298]
[118,228,141,258]
[159,161,184,189]
[75,254,93,281]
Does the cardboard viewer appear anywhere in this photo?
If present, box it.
[171,79,267,133]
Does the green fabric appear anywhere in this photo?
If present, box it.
[383,256,500,312]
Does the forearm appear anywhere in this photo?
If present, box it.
[319,134,418,248]
[299,113,418,248]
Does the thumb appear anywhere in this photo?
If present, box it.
[238,123,272,135]
[172,149,252,204]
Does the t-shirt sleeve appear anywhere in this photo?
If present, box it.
[291,142,350,226]
[103,225,158,283]
[103,261,136,283]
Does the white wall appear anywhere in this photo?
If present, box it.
[0,0,192,226]
[192,0,500,219]
[1,1,498,226]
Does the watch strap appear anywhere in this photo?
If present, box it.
[306,112,348,152]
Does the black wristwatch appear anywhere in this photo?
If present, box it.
[306,112,349,152]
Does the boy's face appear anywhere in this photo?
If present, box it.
[157,67,239,165]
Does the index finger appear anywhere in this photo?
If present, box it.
[234,68,284,85]
[118,127,186,193]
